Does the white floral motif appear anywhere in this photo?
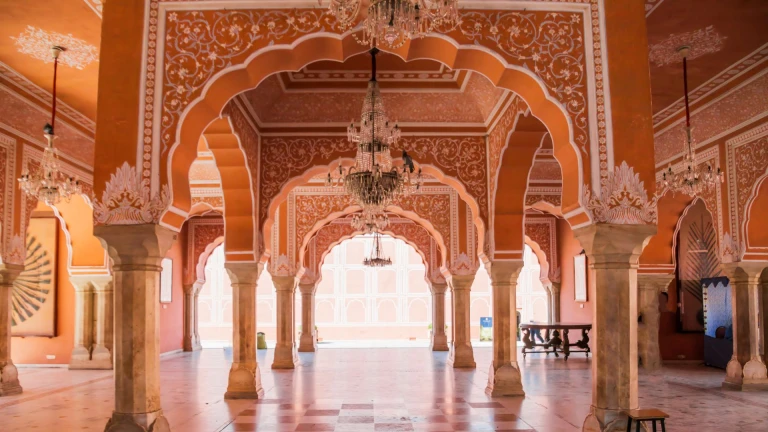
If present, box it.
[270,254,295,277]
[93,162,170,225]
[720,232,744,264]
[450,252,477,276]
[583,161,657,224]
[11,26,99,70]
[648,26,726,68]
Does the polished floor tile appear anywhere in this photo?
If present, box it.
[1,347,767,431]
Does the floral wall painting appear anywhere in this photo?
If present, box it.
[574,252,587,303]
[12,217,58,337]
[160,258,173,303]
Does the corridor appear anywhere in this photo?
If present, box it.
[2,348,765,432]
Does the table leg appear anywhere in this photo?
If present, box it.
[562,329,571,360]
[652,420,657,432]
[636,420,641,432]
[626,418,632,432]
[661,419,666,432]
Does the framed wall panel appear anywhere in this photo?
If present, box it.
[160,258,173,303]
[12,217,58,337]
[574,253,587,303]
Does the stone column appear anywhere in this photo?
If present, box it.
[70,275,113,370]
[574,224,656,432]
[486,261,525,396]
[69,276,95,369]
[722,262,768,391]
[430,282,449,351]
[0,263,23,396]
[94,224,176,432]
[550,282,561,323]
[92,276,114,369]
[272,275,299,369]
[637,274,673,372]
[298,282,317,352]
[183,280,203,352]
[447,274,476,368]
[224,262,264,399]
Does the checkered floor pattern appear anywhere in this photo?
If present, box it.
[221,398,536,431]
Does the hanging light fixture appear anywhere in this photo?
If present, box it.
[325,48,423,215]
[363,231,392,267]
[18,46,82,206]
[327,0,461,49]
[351,208,390,233]
[661,46,723,196]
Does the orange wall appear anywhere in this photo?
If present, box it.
[160,234,185,354]
[12,220,75,365]
[556,218,592,323]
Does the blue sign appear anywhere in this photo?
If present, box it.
[480,317,492,341]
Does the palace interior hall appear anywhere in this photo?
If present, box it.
[1,0,768,431]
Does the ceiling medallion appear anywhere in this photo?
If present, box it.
[661,46,723,197]
[363,231,392,267]
[328,0,460,48]
[18,46,83,206]
[326,48,423,224]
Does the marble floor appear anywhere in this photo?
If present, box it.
[1,347,767,431]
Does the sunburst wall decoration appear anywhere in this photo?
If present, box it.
[11,218,57,337]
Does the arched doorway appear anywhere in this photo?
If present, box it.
[315,234,431,346]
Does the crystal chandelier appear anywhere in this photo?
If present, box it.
[18,46,82,206]
[325,48,423,214]
[328,0,460,49]
[351,208,390,233]
[363,231,392,267]
[661,46,723,196]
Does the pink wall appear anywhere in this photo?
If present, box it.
[557,218,592,323]
[159,235,185,354]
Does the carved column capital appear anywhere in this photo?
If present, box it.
[430,282,448,295]
[447,274,475,291]
[298,282,316,295]
[487,260,524,286]
[272,275,298,292]
[637,273,674,293]
[225,262,263,287]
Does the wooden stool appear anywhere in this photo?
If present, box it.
[623,409,668,432]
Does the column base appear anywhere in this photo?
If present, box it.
[225,362,264,399]
[104,410,170,432]
[298,333,317,352]
[70,345,113,370]
[485,362,524,397]
[723,357,768,391]
[582,406,628,432]
[183,337,202,352]
[272,345,299,369]
[448,343,476,368]
[430,333,449,351]
[0,362,22,396]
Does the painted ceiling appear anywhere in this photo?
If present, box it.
[0,0,766,169]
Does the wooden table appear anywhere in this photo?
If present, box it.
[519,322,591,360]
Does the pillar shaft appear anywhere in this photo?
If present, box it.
[183,281,203,352]
[298,282,317,352]
[0,264,23,396]
[71,280,94,365]
[272,275,299,369]
[95,224,175,432]
[486,261,525,396]
[224,263,264,399]
[92,279,114,366]
[722,262,768,390]
[550,282,561,323]
[448,274,475,368]
[430,282,449,351]
[637,274,672,371]
[574,224,656,432]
